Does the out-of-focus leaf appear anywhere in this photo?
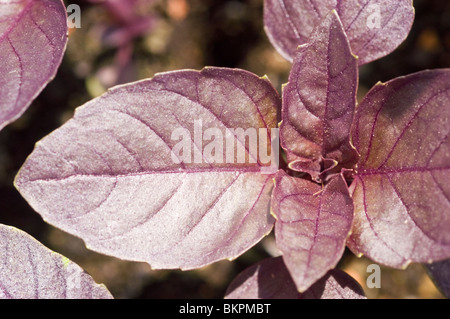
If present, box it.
[0,224,112,299]
[280,11,358,180]
[15,67,280,270]
[0,0,68,131]
[271,171,353,292]
[425,259,450,298]
[88,0,158,48]
[264,0,414,65]
[348,69,450,268]
[224,256,366,299]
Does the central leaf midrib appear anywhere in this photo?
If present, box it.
[357,166,449,176]
[25,167,268,184]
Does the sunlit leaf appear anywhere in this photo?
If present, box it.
[348,69,450,268]
[280,10,358,180]
[264,0,414,65]
[0,0,68,130]
[271,171,353,292]
[15,67,280,270]
[0,224,112,299]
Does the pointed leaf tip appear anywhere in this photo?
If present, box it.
[264,0,414,65]
[425,258,450,298]
[280,10,358,178]
[15,67,280,270]
[225,256,366,299]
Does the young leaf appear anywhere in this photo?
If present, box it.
[264,0,414,65]
[0,0,68,131]
[0,224,112,299]
[280,10,358,180]
[225,256,366,299]
[425,259,450,298]
[271,171,353,292]
[348,69,450,268]
[14,67,280,270]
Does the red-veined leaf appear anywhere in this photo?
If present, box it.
[271,171,353,292]
[0,224,112,299]
[280,10,358,180]
[348,69,450,268]
[0,0,68,131]
[264,0,414,65]
[15,67,280,270]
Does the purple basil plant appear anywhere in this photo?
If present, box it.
[0,0,449,299]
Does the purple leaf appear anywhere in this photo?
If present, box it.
[14,67,280,270]
[348,69,450,268]
[280,10,358,180]
[271,171,353,292]
[425,259,450,298]
[264,0,414,65]
[0,224,112,299]
[0,0,68,131]
[225,256,366,299]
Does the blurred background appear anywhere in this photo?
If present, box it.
[0,0,449,299]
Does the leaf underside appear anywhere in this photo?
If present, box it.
[0,224,113,299]
[0,0,68,131]
[348,69,450,268]
[15,67,280,270]
[264,0,414,65]
[271,171,353,292]
[280,10,358,181]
